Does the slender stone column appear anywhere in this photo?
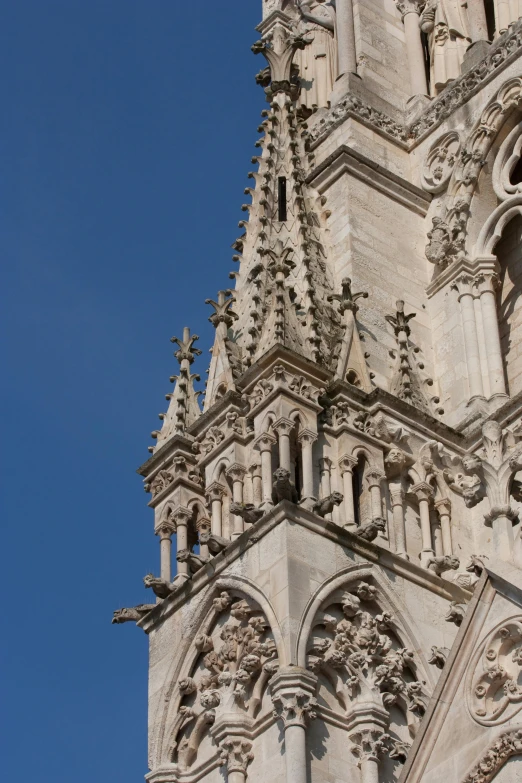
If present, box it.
[206,482,226,537]
[432,520,443,557]
[336,0,357,76]
[397,1,429,97]
[389,481,408,559]
[249,462,263,506]
[196,516,211,560]
[157,522,175,582]
[298,429,317,509]
[227,464,247,538]
[476,273,508,398]
[411,482,434,567]
[467,0,489,41]
[435,498,452,556]
[339,455,358,530]
[474,294,491,398]
[454,275,485,400]
[254,432,277,508]
[273,417,295,473]
[319,457,333,499]
[365,468,386,522]
[219,737,253,783]
[271,668,318,783]
[171,507,192,581]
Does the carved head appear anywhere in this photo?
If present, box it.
[462,453,482,472]
[273,467,291,482]
[331,491,344,505]
[112,608,131,624]
[445,556,460,571]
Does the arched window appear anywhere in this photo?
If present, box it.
[496,215,522,395]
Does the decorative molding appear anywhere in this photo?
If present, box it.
[462,728,522,783]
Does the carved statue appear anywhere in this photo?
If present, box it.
[420,0,471,95]
[199,531,230,554]
[229,502,265,526]
[272,467,299,504]
[112,604,155,624]
[428,646,449,669]
[312,491,344,517]
[426,555,460,576]
[356,517,386,542]
[177,549,208,575]
[294,0,337,112]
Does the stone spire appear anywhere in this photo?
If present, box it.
[204,12,344,409]
[151,327,202,451]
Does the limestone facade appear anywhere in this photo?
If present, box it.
[114,2,522,781]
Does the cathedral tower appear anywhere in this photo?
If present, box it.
[114,3,522,781]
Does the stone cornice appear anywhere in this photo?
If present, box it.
[307,145,432,216]
[137,501,471,635]
[426,255,500,299]
[306,22,521,152]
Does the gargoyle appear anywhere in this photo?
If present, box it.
[355,517,386,542]
[426,555,460,577]
[230,502,265,525]
[112,604,155,624]
[143,572,175,599]
[428,646,449,669]
[312,492,343,518]
[272,467,299,504]
[199,531,230,555]
[177,549,209,575]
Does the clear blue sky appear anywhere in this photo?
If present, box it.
[2,2,261,780]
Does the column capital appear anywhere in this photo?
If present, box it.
[270,667,318,729]
[155,522,176,539]
[195,515,211,532]
[434,497,451,515]
[254,431,277,452]
[410,481,434,502]
[395,0,423,19]
[365,468,386,489]
[272,416,296,437]
[319,457,333,473]
[248,461,262,478]
[339,454,358,474]
[226,463,247,482]
[297,428,318,446]
[205,482,227,502]
[155,505,191,535]
[452,273,475,299]
[219,737,254,775]
[474,271,500,295]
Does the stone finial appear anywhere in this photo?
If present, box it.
[252,20,306,99]
[170,327,202,364]
[205,289,238,330]
[328,277,368,314]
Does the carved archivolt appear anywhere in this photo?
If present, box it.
[467,616,522,726]
[462,729,522,783]
[422,131,461,194]
[167,589,279,772]
[426,77,522,266]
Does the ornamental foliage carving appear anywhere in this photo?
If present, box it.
[307,580,428,737]
[462,729,522,783]
[421,131,460,193]
[169,591,278,771]
[467,617,522,726]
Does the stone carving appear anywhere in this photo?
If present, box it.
[462,728,522,783]
[386,300,433,412]
[420,1,470,96]
[425,76,522,264]
[199,425,226,455]
[446,601,466,626]
[312,491,344,518]
[272,467,299,504]
[198,531,230,555]
[356,518,387,542]
[112,604,155,624]
[169,591,278,769]
[307,580,428,732]
[147,469,174,499]
[271,688,318,727]
[476,421,522,530]
[468,618,522,726]
[422,131,460,193]
[205,289,238,329]
[219,738,254,776]
[143,573,176,599]
[426,555,460,576]
[229,502,265,526]
[293,0,337,112]
[249,378,274,409]
[428,646,449,669]
[252,17,307,100]
[177,549,208,576]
